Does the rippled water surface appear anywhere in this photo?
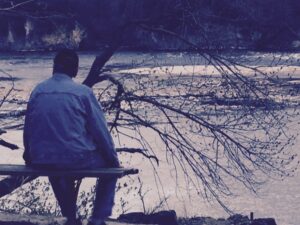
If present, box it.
[0,52,299,225]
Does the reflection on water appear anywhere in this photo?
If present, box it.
[0,52,299,225]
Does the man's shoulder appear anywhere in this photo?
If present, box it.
[29,78,51,97]
[69,82,94,97]
[31,77,93,99]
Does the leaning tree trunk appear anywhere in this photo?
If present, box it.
[0,175,37,198]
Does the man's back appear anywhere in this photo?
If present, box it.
[23,73,118,166]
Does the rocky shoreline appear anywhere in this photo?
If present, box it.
[0,211,278,225]
[118,211,277,225]
[178,215,277,225]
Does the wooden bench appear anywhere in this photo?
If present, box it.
[0,166,162,225]
[0,164,139,198]
[0,164,139,178]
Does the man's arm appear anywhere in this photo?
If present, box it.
[23,89,38,165]
[23,101,32,164]
[84,90,120,167]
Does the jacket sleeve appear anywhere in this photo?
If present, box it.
[84,90,120,167]
[23,99,33,165]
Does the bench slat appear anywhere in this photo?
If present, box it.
[0,164,138,178]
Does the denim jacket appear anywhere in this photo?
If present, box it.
[23,73,119,167]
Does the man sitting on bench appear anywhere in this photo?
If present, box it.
[23,49,120,225]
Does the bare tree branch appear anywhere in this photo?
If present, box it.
[0,0,35,11]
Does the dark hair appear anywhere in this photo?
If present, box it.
[53,49,79,77]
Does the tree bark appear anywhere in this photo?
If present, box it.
[0,175,36,198]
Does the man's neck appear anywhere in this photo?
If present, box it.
[53,73,72,80]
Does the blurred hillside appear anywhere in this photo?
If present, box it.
[0,0,300,51]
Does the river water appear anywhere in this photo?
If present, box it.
[0,51,299,225]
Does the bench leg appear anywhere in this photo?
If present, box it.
[49,177,82,220]
[90,177,117,223]
[74,179,82,201]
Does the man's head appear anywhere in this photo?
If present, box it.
[53,49,79,78]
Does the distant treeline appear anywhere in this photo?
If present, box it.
[0,0,300,51]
